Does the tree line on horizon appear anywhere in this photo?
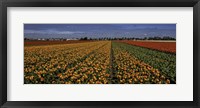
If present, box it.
[24,36,176,41]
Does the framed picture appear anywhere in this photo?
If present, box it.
[0,0,199,108]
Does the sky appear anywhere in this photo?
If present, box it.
[24,24,176,39]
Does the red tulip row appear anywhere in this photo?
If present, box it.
[119,40,176,54]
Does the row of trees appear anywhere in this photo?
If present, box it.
[25,36,176,41]
[80,36,176,40]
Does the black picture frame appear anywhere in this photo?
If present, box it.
[0,0,199,108]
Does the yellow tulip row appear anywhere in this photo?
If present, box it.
[61,41,111,84]
[112,47,170,84]
[24,41,102,67]
[24,41,111,84]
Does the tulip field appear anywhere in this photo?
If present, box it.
[24,40,176,84]
[119,40,176,54]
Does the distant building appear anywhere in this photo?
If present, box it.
[66,38,78,41]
